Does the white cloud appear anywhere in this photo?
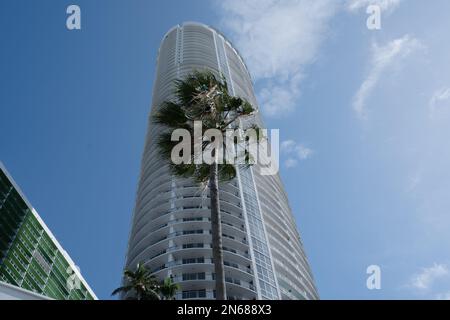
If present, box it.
[436,291,450,300]
[347,0,402,13]
[429,87,450,119]
[281,139,313,168]
[281,140,297,152]
[353,35,422,119]
[258,74,304,116]
[410,263,449,290]
[297,145,313,160]
[407,264,450,299]
[285,158,299,168]
[281,140,313,160]
[406,170,422,193]
[217,0,338,117]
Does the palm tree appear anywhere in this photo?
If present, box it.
[159,277,180,300]
[153,70,258,300]
[112,262,160,300]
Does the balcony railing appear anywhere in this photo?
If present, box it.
[151,258,253,276]
[172,273,255,292]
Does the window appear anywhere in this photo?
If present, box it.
[182,290,196,299]
[182,257,204,264]
[183,243,204,249]
[183,217,203,222]
[183,230,203,235]
[182,289,206,299]
[198,289,206,298]
[182,272,205,281]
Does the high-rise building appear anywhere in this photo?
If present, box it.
[0,162,97,300]
[124,22,318,300]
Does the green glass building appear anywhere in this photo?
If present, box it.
[0,162,96,300]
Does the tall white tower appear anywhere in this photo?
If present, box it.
[124,22,318,300]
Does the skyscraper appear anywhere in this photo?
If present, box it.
[124,22,318,300]
[0,162,96,300]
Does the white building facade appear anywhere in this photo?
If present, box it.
[124,22,318,300]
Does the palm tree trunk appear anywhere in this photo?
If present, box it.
[210,162,226,300]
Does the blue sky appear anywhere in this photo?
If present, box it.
[1,0,450,300]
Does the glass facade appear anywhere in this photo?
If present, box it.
[0,164,96,300]
[239,168,279,299]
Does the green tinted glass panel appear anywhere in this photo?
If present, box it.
[0,168,94,300]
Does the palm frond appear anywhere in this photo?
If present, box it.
[194,164,212,183]
[218,164,236,181]
[111,285,133,296]
[152,70,258,185]
[153,101,189,129]
[157,131,185,161]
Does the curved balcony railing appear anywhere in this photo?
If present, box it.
[172,273,256,292]
[151,258,253,277]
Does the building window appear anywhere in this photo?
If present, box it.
[182,289,206,299]
[182,272,206,281]
[182,243,204,249]
[182,257,204,264]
